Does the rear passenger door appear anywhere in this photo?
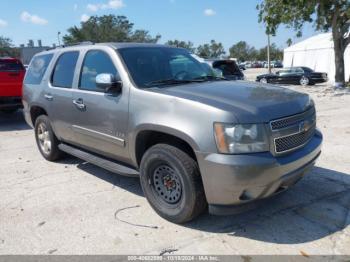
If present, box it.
[71,49,129,161]
[46,51,79,143]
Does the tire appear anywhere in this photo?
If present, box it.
[300,76,310,86]
[140,144,207,224]
[34,115,64,161]
[260,78,268,84]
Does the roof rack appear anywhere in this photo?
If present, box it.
[46,41,95,51]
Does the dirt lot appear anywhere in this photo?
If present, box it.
[0,69,349,255]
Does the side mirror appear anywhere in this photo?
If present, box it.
[96,73,122,93]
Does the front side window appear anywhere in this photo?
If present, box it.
[118,47,213,88]
[79,50,118,92]
[51,51,79,88]
[24,54,53,85]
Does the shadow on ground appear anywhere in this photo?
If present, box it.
[67,159,350,244]
[0,110,31,131]
[186,166,350,244]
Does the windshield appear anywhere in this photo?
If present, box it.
[118,47,219,88]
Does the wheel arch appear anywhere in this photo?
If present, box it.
[131,125,200,168]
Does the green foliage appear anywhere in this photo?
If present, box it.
[229,41,257,61]
[196,40,226,58]
[257,0,350,37]
[0,36,20,58]
[165,40,196,53]
[63,15,161,44]
[229,41,283,62]
[257,43,283,61]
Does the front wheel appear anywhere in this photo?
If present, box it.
[140,144,207,224]
[34,115,64,161]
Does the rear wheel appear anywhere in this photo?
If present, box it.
[34,115,64,161]
[300,76,310,86]
[260,78,268,84]
[140,144,207,224]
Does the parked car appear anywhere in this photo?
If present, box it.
[256,67,328,86]
[238,63,246,71]
[205,59,245,80]
[0,57,25,113]
[264,61,283,68]
[273,61,283,68]
[23,43,322,223]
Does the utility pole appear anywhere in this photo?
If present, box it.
[267,33,271,74]
[57,32,61,46]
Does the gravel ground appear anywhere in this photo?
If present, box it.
[0,69,349,255]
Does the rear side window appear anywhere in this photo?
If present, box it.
[24,54,53,85]
[0,60,24,72]
[51,51,79,88]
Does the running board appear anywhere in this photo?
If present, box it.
[58,143,139,177]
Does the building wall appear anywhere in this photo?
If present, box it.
[20,47,49,65]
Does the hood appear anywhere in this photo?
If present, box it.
[151,81,311,123]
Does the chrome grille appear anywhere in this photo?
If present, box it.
[270,107,315,131]
[274,127,315,153]
[271,107,316,154]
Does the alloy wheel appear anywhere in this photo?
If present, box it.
[37,122,52,155]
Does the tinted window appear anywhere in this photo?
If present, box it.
[79,50,118,91]
[169,55,204,78]
[0,60,24,72]
[119,47,209,88]
[24,54,53,85]
[52,51,79,88]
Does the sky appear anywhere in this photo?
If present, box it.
[0,0,318,51]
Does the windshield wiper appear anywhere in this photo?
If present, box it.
[145,78,203,87]
[193,75,228,81]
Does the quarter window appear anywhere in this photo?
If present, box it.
[24,54,53,85]
[79,50,118,92]
[51,51,79,88]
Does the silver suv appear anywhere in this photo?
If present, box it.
[23,43,323,223]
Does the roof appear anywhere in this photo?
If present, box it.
[284,33,333,52]
[105,42,174,49]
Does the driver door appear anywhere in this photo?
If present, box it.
[71,49,129,161]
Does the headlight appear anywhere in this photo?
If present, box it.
[214,123,269,154]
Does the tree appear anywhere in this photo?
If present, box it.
[257,0,350,87]
[0,36,19,58]
[196,40,225,58]
[165,40,196,53]
[229,41,257,61]
[286,38,293,47]
[256,43,283,61]
[63,15,161,44]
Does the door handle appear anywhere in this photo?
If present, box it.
[44,94,53,101]
[73,98,86,110]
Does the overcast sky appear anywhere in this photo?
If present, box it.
[0,0,318,50]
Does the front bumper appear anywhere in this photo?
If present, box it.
[196,130,322,215]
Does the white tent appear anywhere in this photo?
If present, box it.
[283,33,350,84]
